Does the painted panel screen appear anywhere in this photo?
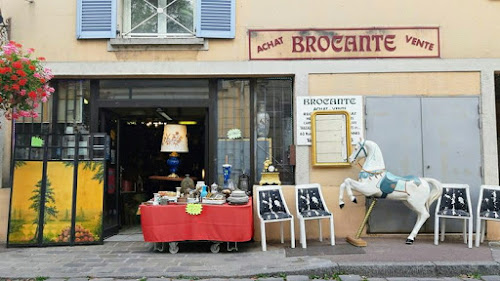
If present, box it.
[311,111,351,166]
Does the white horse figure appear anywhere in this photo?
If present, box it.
[339,139,443,244]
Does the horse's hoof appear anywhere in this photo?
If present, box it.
[352,198,358,204]
[405,238,414,245]
[339,203,344,209]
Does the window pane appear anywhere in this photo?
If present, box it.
[131,0,158,33]
[217,80,251,188]
[256,78,294,185]
[57,81,89,124]
[166,0,194,34]
[99,79,209,100]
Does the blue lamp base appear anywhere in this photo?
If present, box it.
[166,152,180,178]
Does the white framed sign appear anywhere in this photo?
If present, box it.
[296,96,364,146]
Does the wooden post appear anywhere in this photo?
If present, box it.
[346,198,378,247]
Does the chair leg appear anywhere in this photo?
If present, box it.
[318,219,323,242]
[476,217,481,247]
[280,221,284,244]
[260,221,267,251]
[440,218,446,242]
[329,215,335,246]
[481,220,486,243]
[463,220,467,244]
[290,219,295,249]
[434,216,439,246]
[300,219,306,248]
[468,217,473,248]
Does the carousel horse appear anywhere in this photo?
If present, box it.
[339,139,443,245]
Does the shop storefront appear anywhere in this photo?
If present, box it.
[2,0,500,245]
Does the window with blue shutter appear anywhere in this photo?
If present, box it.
[196,0,235,39]
[77,0,117,39]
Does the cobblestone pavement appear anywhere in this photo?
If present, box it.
[0,235,499,280]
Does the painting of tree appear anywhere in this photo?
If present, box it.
[29,178,58,240]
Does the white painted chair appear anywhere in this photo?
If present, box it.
[434,183,473,248]
[475,185,500,247]
[295,183,335,248]
[256,185,295,251]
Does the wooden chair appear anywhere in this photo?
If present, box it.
[295,183,335,248]
[256,185,295,251]
[475,185,500,247]
[434,183,473,248]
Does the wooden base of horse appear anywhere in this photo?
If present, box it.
[346,236,367,247]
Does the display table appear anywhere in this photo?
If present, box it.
[140,199,253,253]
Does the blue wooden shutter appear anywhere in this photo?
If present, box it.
[77,0,116,39]
[196,0,235,38]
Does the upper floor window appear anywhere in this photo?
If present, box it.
[123,0,195,38]
[77,0,236,40]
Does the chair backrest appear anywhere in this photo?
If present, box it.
[477,185,500,219]
[436,183,472,217]
[295,183,328,214]
[256,185,290,218]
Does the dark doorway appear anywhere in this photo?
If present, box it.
[100,107,207,234]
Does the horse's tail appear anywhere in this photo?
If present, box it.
[423,177,443,210]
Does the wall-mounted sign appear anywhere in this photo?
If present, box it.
[249,27,439,60]
[296,96,363,146]
[311,111,351,167]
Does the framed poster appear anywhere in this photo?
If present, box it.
[311,110,351,167]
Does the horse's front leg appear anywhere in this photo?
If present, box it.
[339,178,357,209]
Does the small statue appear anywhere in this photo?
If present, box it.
[180,174,194,195]
[263,158,272,172]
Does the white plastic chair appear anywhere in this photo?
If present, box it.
[295,183,335,248]
[475,185,500,247]
[434,183,473,248]
[256,185,295,251]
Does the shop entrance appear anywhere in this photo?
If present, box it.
[100,106,207,237]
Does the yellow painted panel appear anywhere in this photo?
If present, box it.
[309,72,480,96]
[75,161,104,243]
[43,162,74,244]
[8,161,43,245]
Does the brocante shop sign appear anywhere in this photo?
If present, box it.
[248,27,439,60]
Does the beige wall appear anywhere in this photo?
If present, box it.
[2,0,500,61]
[0,188,10,242]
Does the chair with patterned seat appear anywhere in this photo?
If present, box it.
[295,183,335,248]
[434,183,473,248]
[256,185,295,251]
[476,185,500,247]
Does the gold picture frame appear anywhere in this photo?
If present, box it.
[311,110,351,167]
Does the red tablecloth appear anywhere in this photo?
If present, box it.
[140,200,253,242]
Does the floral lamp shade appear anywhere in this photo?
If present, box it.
[160,124,189,153]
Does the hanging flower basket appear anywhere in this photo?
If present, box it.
[0,41,54,125]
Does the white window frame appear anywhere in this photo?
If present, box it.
[122,0,196,38]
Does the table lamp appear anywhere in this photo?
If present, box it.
[160,124,189,178]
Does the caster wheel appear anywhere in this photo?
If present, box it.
[210,243,220,253]
[169,242,179,254]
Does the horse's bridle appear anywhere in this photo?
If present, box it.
[352,140,367,160]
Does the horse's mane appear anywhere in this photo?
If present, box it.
[362,140,386,171]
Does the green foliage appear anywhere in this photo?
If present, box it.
[35,277,49,281]
[14,160,27,168]
[310,272,344,280]
[82,161,104,183]
[138,277,148,281]
[8,219,25,234]
[459,273,482,280]
[176,275,200,280]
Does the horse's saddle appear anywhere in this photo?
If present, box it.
[377,172,422,198]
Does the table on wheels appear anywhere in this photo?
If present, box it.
[140,199,253,253]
